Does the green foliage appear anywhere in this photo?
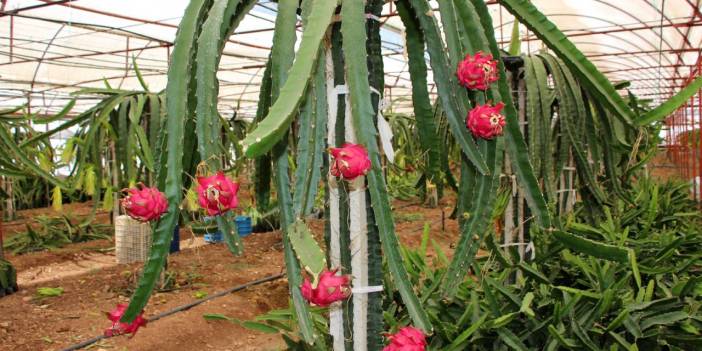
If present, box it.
[397,3,443,199]
[387,171,419,201]
[0,258,18,297]
[468,0,552,229]
[498,0,635,125]
[241,0,337,158]
[636,76,702,125]
[0,85,169,218]
[2,215,112,255]
[0,111,67,189]
[508,20,522,56]
[36,287,64,298]
[520,53,661,216]
[386,178,702,350]
[267,0,319,345]
[292,47,327,219]
[121,0,212,324]
[439,0,528,300]
[43,0,696,348]
[253,60,273,214]
[208,305,330,351]
[539,53,607,204]
[402,0,487,174]
[344,0,432,332]
[288,220,326,281]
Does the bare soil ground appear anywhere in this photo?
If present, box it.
[0,197,460,351]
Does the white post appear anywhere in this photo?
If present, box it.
[344,95,369,351]
[326,51,345,351]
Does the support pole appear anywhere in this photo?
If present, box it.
[326,47,345,351]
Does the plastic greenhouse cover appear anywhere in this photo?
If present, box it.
[0,0,697,128]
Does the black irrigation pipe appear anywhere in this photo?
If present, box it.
[61,273,286,351]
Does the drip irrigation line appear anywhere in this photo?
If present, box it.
[60,272,286,351]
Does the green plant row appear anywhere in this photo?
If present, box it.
[383,177,701,350]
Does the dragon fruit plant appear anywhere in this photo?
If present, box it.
[113,0,702,350]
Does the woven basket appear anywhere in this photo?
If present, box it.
[115,215,152,264]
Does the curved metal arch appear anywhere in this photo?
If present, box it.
[531,52,663,91]
[586,59,667,82]
[502,13,679,66]
[570,40,667,68]
[595,0,695,82]
[636,0,693,48]
[503,6,688,94]
[668,0,700,80]
[30,24,66,113]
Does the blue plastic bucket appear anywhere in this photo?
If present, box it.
[169,225,180,253]
[235,216,252,237]
[204,232,223,243]
[202,216,224,243]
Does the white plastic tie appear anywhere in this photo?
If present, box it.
[333,84,349,95]
[351,285,384,294]
[366,13,381,22]
[335,84,381,97]
[500,242,536,260]
[526,241,536,260]
[377,114,395,162]
[333,85,394,162]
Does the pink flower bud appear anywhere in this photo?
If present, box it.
[300,268,351,307]
[383,326,427,351]
[329,143,371,180]
[466,102,506,139]
[196,171,240,216]
[121,184,168,222]
[457,51,499,91]
[104,304,147,337]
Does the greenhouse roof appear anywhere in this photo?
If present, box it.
[0,0,699,118]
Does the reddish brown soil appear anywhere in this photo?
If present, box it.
[0,198,460,351]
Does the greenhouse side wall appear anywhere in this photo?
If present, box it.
[664,58,702,203]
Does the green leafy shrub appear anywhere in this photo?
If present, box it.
[384,178,701,350]
[207,305,330,351]
[0,258,17,297]
[2,215,112,255]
